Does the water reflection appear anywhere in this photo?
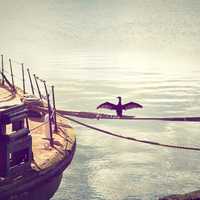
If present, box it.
[50,51,200,200]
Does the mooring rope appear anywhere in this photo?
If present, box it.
[58,113,200,151]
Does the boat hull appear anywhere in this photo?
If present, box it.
[0,140,76,200]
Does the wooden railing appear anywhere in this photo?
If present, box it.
[0,54,57,147]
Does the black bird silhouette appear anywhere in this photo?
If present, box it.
[97,96,143,117]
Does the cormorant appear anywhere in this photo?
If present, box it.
[97,96,143,117]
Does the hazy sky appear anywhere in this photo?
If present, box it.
[0,0,199,70]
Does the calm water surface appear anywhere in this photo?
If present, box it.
[0,0,200,199]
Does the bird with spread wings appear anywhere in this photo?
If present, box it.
[97,96,143,117]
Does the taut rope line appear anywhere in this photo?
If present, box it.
[59,113,200,152]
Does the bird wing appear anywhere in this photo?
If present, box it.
[122,102,143,110]
[97,102,117,110]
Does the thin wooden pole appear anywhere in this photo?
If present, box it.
[1,54,4,85]
[43,80,48,99]
[9,58,16,92]
[21,63,25,94]
[26,117,29,130]
[33,74,42,99]
[43,80,54,147]
[51,85,58,132]
[27,68,35,95]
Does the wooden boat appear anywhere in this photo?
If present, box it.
[0,71,76,199]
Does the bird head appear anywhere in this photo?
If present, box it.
[117,96,122,103]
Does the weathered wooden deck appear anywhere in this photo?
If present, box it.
[0,84,76,171]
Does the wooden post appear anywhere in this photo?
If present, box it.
[43,80,48,99]
[21,63,25,94]
[51,85,58,132]
[1,54,4,85]
[9,59,16,92]
[27,68,35,95]
[43,80,54,147]
[25,117,29,130]
[33,74,42,99]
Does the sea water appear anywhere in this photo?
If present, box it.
[0,0,200,199]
